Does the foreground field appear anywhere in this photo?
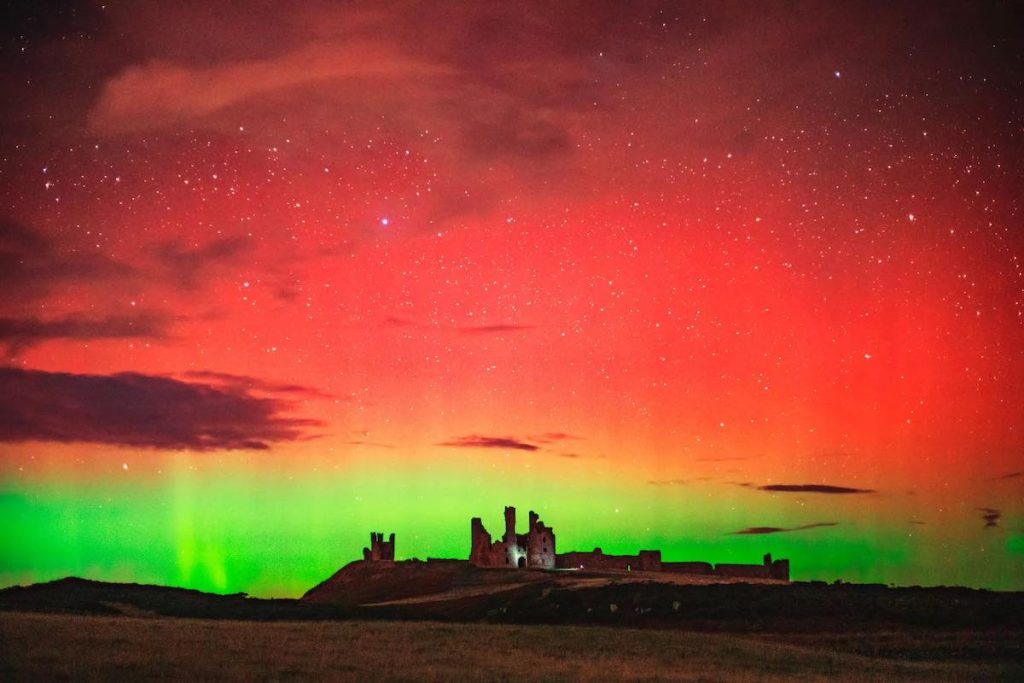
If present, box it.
[2,612,1021,682]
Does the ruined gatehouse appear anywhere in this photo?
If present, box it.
[469,506,555,569]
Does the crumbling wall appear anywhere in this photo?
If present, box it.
[525,510,556,568]
[555,547,660,571]
[470,516,519,567]
[714,553,788,580]
[768,556,790,581]
[638,550,662,571]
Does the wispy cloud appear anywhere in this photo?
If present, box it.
[380,316,415,329]
[978,507,1001,529]
[731,522,838,535]
[1,218,134,301]
[528,432,581,444]
[758,484,876,494]
[648,479,688,486]
[457,324,537,334]
[344,440,396,449]
[0,312,171,357]
[695,455,758,463]
[182,370,332,399]
[439,434,539,451]
[439,431,587,454]
[151,236,253,289]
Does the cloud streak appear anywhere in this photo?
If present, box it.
[151,236,253,289]
[758,484,876,495]
[528,432,581,444]
[1,218,134,302]
[457,324,537,335]
[978,507,1001,529]
[731,522,838,535]
[438,435,539,451]
[88,41,452,135]
[0,313,170,357]
[182,370,332,399]
[0,367,320,451]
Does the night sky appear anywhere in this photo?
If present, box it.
[1,1,1022,596]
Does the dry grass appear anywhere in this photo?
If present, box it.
[1,611,1020,682]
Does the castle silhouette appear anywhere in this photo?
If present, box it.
[363,505,790,581]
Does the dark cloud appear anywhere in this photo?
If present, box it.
[376,319,536,335]
[731,522,838,535]
[0,222,256,309]
[989,471,1022,481]
[758,484,876,495]
[380,316,415,329]
[344,440,396,449]
[438,432,584,453]
[151,236,253,288]
[0,367,319,451]
[978,508,1001,529]
[439,435,539,451]
[460,105,573,162]
[529,432,581,443]
[0,312,170,357]
[457,324,537,334]
[181,370,332,399]
[696,455,757,462]
[0,218,135,301]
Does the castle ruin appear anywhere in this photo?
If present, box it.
[470,506,556,569]
[355,506,789,581]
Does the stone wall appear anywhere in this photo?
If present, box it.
[555,547,662,571]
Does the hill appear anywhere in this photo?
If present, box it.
[0,577,344,621]
[304,560,1024,633]
[3,570,1024,636]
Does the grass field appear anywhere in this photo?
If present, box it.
[2,612,1021,681]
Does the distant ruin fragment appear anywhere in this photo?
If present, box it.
[470,506,555,569]
[558,546,788,580]
[363,532,395,561]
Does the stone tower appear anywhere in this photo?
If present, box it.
[363,532,395,561]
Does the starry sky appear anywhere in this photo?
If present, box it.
[1,1,1022,596]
